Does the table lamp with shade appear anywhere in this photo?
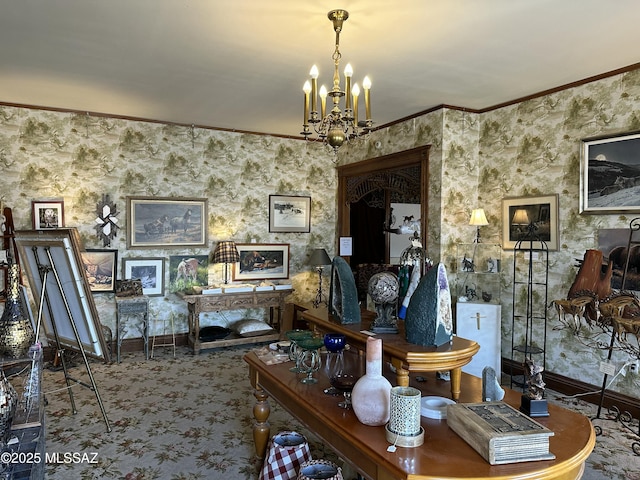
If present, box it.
[212,241,240,284]
[469,208,489,243]
[308,248,332,308]
[511,209,531,239]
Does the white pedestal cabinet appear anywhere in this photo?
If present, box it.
[456,301,502,378]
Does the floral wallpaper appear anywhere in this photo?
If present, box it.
[2,67,640,401]
[0,106,336,340]
[341,70,640,400]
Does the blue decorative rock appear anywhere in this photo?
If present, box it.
[329,256,361,324]
[404,263,453,346]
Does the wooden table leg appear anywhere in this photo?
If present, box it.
[252,385,271,460]
[450,367,461,401]
[391,358,409,387]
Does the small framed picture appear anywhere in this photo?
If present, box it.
[80,249,118,293]
[126,196,208,248]
[32,200,64,229]
[233,243,290,281]
[502,194,559,250]
[168,255,209,293]
[269,195,311,233]
[122,257,165,296]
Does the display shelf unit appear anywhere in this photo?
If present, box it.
[509,231,549,391]
[455,243,501,303]
[455,243,502,380]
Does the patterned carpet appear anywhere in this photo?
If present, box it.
[41,345,640,480]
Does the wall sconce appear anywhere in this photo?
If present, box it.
[308,248,331,308]
[469,208,489,243]
[211,241,240,284]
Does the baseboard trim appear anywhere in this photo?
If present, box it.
[502,358,640,419]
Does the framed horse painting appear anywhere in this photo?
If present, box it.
[126,196,208,248]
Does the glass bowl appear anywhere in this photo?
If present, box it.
[296,337,325,351]
[323,333,346,353]
[285,329,313,342]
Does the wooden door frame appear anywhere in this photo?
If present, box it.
[336,145,430,263]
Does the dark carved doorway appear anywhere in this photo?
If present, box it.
[336,146,429,266]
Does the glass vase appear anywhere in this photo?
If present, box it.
[351,336,392,426]
[0,263,35,359]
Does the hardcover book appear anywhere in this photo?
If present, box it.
[446,401,555,465]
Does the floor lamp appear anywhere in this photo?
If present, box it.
[309,248,331,308]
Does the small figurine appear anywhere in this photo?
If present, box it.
[465,285,478,301]
[461,256,475,272]
[520,358,549,417]
[524,358,545,400]
[482,366,505,402]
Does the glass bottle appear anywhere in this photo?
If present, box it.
[0,263,35,359]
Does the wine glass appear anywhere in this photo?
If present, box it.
[330,373,357,408]
[285,329,313,373]
[297,337,324,384]
[323,333,346,395]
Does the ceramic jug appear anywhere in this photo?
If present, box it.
[351,336,391,426]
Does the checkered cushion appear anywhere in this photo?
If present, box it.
[258,431,311,480]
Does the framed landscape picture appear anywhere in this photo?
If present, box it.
[126,196,207,248]
[502,194,559,250]
[581,131,640,213]
[233,243,290,281]
[81,249,118,293]
[32,200,64,229]
[269,195,311,233]
[122,257,165,296]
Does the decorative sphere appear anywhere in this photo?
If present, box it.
[367,272,400,305]
[327,126,346,148]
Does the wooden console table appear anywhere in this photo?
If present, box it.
[299,306,479,400]
[182,289,290,354]
[245,350,595,480]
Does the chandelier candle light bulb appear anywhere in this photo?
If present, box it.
[352,83,360,127]
[303,81,311,127]
[363,76,372,121]
[310,65,319,114]
[319,85,328,118]
[344,64,353,110]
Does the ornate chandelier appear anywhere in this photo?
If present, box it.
[301,9,372,152]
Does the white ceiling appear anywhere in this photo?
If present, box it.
[2,0,640,139]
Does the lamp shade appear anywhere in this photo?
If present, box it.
[308,248,331,266]
[212,241,240,264]
[469,208,489,226]
[511,209,530,225]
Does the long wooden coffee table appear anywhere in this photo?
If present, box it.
[299,306,479,400]
[245,350,595,480]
